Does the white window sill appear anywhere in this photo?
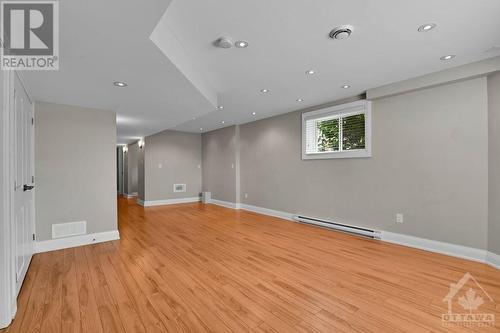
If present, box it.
[302,149,371,160]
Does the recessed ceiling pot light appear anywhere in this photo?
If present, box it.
[218,106,224,110]
[296,98,304,102]
[329,25,353,40]
[252,112,256,115]
[260,89,269,93]
[114,81,127,87]
[440,54,455,61]
[306,70,315,75]
[418,23,437,32]
[342,85,350,89]
[235,40,248,48]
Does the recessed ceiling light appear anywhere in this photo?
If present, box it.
[235,40,248,48]
[218,106,224,110]
[200,128,203,131]
[342,85,351,89]
[260,89,269,93]
[440,54,455,61]
[221,121,225,124]
[306,70,315,75]
[252,112,256,115]
[418,23,437,32]
[296,98,304,102]
[113,81,127,87]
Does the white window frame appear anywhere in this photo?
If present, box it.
[302,100,372,160]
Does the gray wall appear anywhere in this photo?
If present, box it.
[117,146,123,194]
[125,142,140,195]
[123,147,128,195]
[202,126,238,203]
[35,102,117,241]
[144,130,201,201]
[138,143,145,201]
[203,78,488,249]
[488,72,500,255]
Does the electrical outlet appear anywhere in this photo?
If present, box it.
[396,213,404,224]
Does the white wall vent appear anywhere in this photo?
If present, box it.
[173,184,186,193]
[52,221,87,239]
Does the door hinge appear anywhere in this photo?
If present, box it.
[31,117,34,125]
[32,233,36,241]
[32,175,35,183]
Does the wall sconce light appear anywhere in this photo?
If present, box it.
[123,145,128,153]
[138,139,144,149]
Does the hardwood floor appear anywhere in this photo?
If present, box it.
[3,197,500,332]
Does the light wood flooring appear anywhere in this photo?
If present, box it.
[2,197,500,332]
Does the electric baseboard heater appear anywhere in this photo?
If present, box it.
[293,215,381,239]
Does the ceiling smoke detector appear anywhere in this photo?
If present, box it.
[214,37,233,49]
[329,25,353,40]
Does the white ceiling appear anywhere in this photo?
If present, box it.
[23,0,500,142]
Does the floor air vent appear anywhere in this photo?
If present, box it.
[293,215,380,239]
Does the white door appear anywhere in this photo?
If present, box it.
[12,74,35,296]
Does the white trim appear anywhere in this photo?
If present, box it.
[486,251,500,269]
[210,199,241,209]
[138,197,200,207]
[35,230,120,254]
[381,231,487,263]
[239,203,294,221]
[124,192,137,199]
[0,69,15,329]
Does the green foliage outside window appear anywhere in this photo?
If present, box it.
[317,114,365,152]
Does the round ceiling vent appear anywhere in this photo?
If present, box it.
[329,25,353,40]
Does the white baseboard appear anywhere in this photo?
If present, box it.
[240,203,294,221]
[381,231,488,263]
[486,251,500,269]
[124,192,138,199]
[201,201,498,270]
[210,199,241,209]
[35,230,120,253]
[139,197,200,207]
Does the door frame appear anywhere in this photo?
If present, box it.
[0,70,34,329]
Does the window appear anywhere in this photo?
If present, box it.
[302,100,372,159]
